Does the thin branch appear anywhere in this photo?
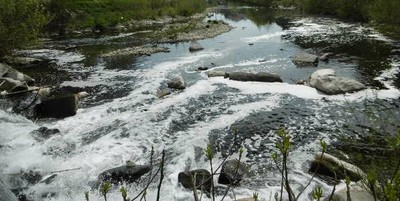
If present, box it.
[156,150,165,201]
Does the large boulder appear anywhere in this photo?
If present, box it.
[309,69,366,95]
[189,41,204,52]
[178,169,212,193]
[167,75,186,90]
[34,94,79,118]
[0,77,29,92]
[292,52,319,67]
[218,159,246,185]
[98,161,151,184]
[309,153,367,182]
[227,72,282,82]
[323,182,375,201]
[0,63,34,84]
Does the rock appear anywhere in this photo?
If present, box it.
[207,71,226,77]
[156,88,172,98]
[30,127,60,142]
[309,69,366,95]
[309,153,367,181]
[0,77,28,92]
[323,182,375,201]
[98,162,151,184]
[319,53,333,62]
[34,94,79,118]
[197,66,208,71]
[218,159,246,185]
[249,43,254,46]
[189,41,204,52]
[237,198,256,201]
[0,175,18,201]
[291,52,319,67]
[227,72,282,82]
[167,76,186,90]
[0,63,34,84]
[76,91,89,100]
[178,169,212,193]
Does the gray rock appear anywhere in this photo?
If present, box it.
[167,75,186,90]
[227,72,282,82]
[319,52,333,62]
[30,127,60,142]
[323,182,375,201]
[218,159,246,185]
[4,56,42,66]
[309,69,365,95]
[99,162,151,184]
[309,153,367,181]
[0,77,28,92]
[189,41,204,52]
[0,63,34,84]
[178,169,211,193]
[292,52,319,66]
[0,175,18,201]
[207,71,226,77]
[156,88,172,98]
[237,198,256,201]
[34,94,79,118]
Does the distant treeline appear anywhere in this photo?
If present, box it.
[230,0,400,37]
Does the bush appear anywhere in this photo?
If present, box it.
[0,0,48,57]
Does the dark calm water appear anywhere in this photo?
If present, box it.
[1,6,400,200]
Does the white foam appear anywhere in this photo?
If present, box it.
[243,31,284,43]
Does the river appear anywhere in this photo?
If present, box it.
[1,5,400,201]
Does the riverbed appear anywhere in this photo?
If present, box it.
[1,5,400,201]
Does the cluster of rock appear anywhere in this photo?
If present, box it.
[101,45,170,58]
[178,159,246,195]
[0,62,89,119]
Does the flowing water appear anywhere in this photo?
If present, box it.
[1,6,400,201]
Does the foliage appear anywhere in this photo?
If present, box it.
[100,182,112,201]
[0,0,48,57]
[45,0,206,31]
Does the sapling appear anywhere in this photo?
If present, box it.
[120,186,128,201]
[100,182,111,201]
[85,191,89,201]
[253,192,259,201]
[205,144,215,201]
[311,186,323,201]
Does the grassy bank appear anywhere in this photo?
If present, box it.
[46,0,207,33]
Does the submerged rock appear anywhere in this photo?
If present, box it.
[98,162,151,184]
[167,75,186,90]
[189,41,204,52]
[319,52,333,62]
[197,66,208,71]
[309,153,367,181]
[227,72,282,82]
[30,127,60,142]
[218,159,246,185]
[157,88,172,98]
[292,52,319,67]
[309,69,365,95]
[0,175,18,201]
[178,169,212,193]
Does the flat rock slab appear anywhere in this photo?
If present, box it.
[292,52,319,67]
[227,72,282,82]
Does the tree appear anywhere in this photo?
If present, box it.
[0,0,48,57]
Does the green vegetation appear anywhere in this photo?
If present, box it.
[0,0,48,57]
[46,0,207,33]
